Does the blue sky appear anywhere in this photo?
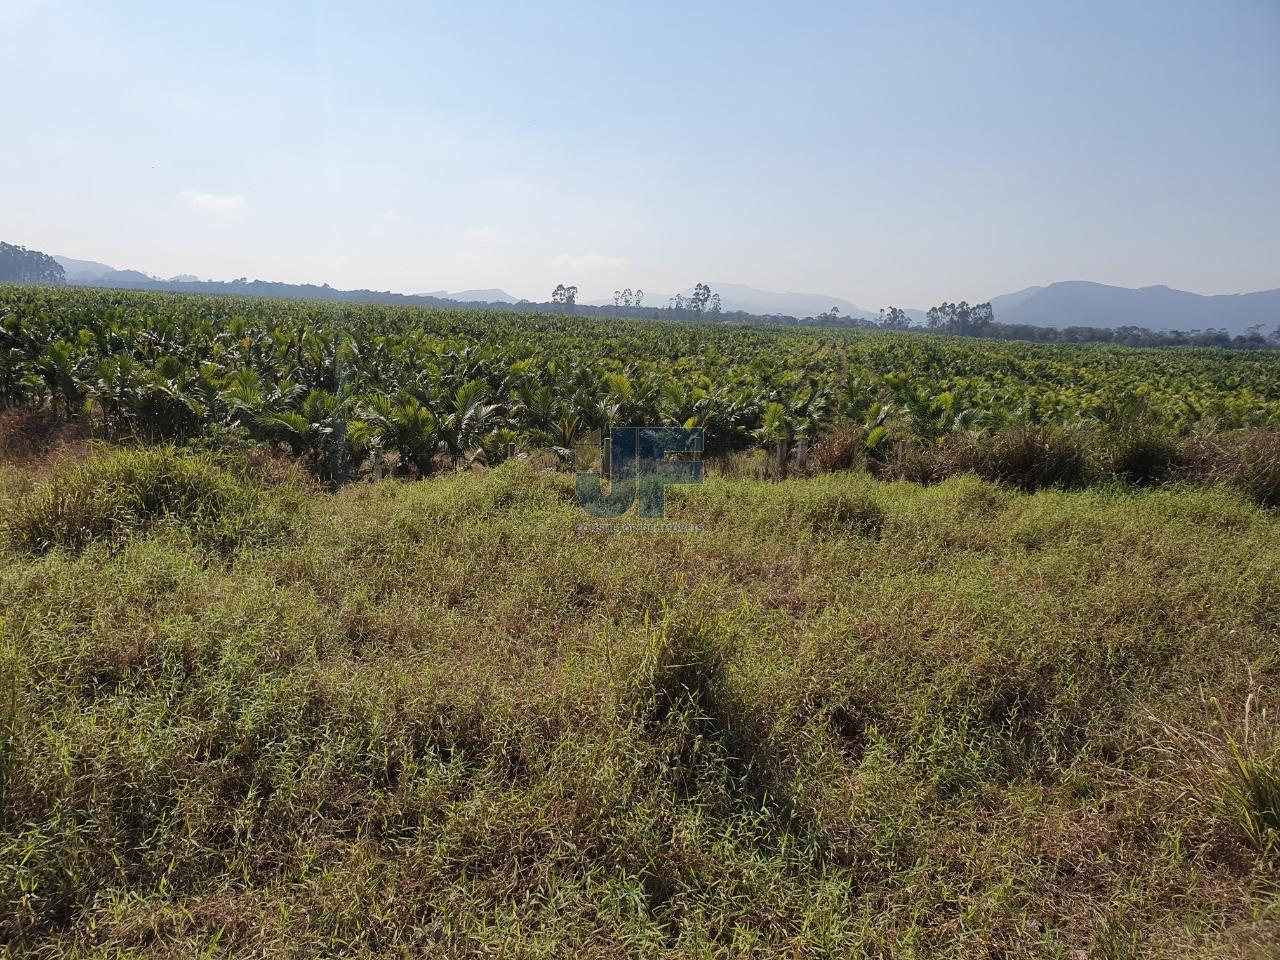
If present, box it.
[2,0,1277,307]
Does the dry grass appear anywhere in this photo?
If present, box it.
[1149,678,1280,862]
[0,409,91,472]
[840,425,1280,511]
[1181,431,1280,508]
[0,448,1277,956]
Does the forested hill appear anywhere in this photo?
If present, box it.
[0,242,64,285]
[56,274,518,311]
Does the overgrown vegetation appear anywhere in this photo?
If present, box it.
[3,446,304,555]
[1,291,1278,955]
[3,286,1280,486]
[0,448,1277,956]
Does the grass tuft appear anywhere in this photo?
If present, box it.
[3,446,303,555]
[1182,430,1280,508]
[1108,427,1182,486]
[976,425,1090,491]
[1152,683,1280,860]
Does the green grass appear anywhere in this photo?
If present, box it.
[0,449,1278,957]
[2,445,304,555]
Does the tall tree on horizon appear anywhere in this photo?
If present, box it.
[926,301,994,336]
[878,307,912,329]
[688,282,713,317]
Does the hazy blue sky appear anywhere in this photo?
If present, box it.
[3,0,1277,307]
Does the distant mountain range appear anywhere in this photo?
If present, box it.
[672,280,1278,334]
[588,284,886,321]
[53,254,526,310]
[54,255,165,285]
[38,250,1280,335]
[56,257,528,305]
[987,281,1280,335]
[685,283,879,321]
[421,288,520,304]
[590,281,1278,335]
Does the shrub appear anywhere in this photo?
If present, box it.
[885,439,978,485]
[807,424,866,474]
[4,446,301,554]
[1183,430,1280,508]
[1108,429,1182,486]
[790,485,885,538]
[972,425,1089,492]
[886,444,946,485]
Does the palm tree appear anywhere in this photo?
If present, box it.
[259,388,353,481]
[39,341,86,419]
[355,393,440,476]
[438,379,500,465]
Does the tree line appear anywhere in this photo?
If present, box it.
[3,237,1272,350]
[0,243,64,285]
[914,300,1280,350]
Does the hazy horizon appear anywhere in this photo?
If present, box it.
[37,253,1280,308]
[3,0,1278,306]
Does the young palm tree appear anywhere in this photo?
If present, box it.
[259,388,353,481]
[438,379,500,465]
[355,393,440,477]
[39,341,86,419]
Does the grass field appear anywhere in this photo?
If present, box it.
[1,443,1277,957]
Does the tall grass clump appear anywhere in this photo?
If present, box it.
[1153,687,1280,860]
[1185,430,1280,509]
[614,607,789,816]
[885,440,976,485]
[788,484,886,537]
[1107,427,1182,486]
[806,423,868,474]
[3,446,302,554]
[1232,434,1280,508]
[973,424,1090,492]
[881,426,1089,490]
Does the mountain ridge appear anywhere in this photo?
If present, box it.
[993,280,1280,334]
[35,248,1280,335]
